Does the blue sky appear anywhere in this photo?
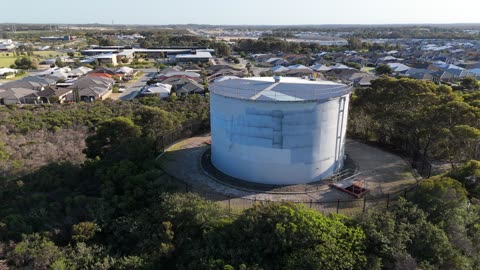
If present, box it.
[2,0,480,25]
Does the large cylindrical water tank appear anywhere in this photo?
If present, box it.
[210,77,352,185]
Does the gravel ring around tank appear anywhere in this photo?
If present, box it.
[157,134,419,203]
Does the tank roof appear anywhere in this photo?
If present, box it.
[211,77,352,102]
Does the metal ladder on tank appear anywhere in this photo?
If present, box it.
[334,96,347,173]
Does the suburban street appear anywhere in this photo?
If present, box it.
[119,68,157,101]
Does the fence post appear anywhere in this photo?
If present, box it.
[387,193,390,209]
[362,196,367,213]
[336,199,340,214]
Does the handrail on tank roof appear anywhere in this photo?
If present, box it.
[210,82,353,102]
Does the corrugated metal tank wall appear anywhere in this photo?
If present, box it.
[210,93,350,185]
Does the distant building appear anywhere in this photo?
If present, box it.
[40,36,77,41]
[0,39,15,51]
[92,54,118,66]
[174,51,213,63]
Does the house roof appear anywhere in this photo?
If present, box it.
[387,63,411,73]
[331,63,353,70]
[210,69,244,77]
[93,53,117,59]
[142,83,172,94]
[271,65,290,73]
[310,64,331,72]
[79,86,110,97]
[69,76,114,90]
[206,65,241,74]
[354,75,377,86]
[159,67,181,74]
[175,51,212,59]
[88,73,114,79]
[0,76,55,90]
[266,57,282,63]
[468,68,480,75]
[91,67,116,75]
[157,71,200,79]
[0,68,17,75]
[23,88,56,98]
[378,56,400,61]
[287,64,311,70]
[0,88,37,99]
[286,69,314,75]
[159,77,197,86]
[177,81,204,94]
[115,66,134,74]
[70,66,93,76]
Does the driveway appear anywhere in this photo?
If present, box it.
[119,68,156,101]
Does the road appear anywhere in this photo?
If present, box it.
[119,68,156,101]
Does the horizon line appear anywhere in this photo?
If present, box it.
[2,22,480,27]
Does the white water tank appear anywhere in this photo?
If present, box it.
[210,77,352,185]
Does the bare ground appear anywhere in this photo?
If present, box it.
[158,135,418,204]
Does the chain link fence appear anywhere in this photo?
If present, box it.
[160,174,423,216]
[157,123,427,216]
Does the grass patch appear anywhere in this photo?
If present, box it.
[361,67,375,73]
[32,50,67,58]
[0,55,17,68]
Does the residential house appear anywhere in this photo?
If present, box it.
[0,88,36,105]
[387,63,411,73]
[21,87,72,104]
[0,76,56,91]
[156,71,201,82]
[271,65,290,74]
[352,75,377,87]
[376,55,403,64]
[139,83,172,98]
[176,81,205,96]
[115,66,135,76]
[68,67,93,79]
[310,64,331,72]
[0,68,17,79]
[266,57,288,66]
[68,76,114,102]
[87,67,118,80]
[36,67,72,80]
